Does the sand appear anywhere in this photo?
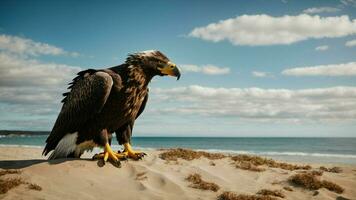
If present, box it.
[0,147,355,200]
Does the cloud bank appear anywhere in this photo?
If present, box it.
[252,71,272,78]
[0,34,81,129]
[151,85,356,122]
[0,34,79,57]
[189,14,356,46]
[315,45,329,51]
[282,62,356,76]
[303,7,340,14]
[345,39,356,47]
[180,64,230,75]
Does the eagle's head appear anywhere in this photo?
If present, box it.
[126,50,181,80]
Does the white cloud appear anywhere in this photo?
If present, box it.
[151,85,356,122]
[0,53,80,88]
[303,7,340,14]
[0,34,79,57]
[0,34,82,120]
[188,14,356,46]
[315,45,329,51]
[252,71,272,78]
[0,52,81,109]
[340,0,356,7]
[345,39,356,47]
[180,64,230,75]
[282,62,356,76]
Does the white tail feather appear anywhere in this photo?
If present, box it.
[49,133,78,159]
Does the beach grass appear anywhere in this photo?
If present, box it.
[159,148,227,161]
[186,173,220,192]
[289,172,344,193]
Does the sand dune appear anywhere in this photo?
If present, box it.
[0,147,355,200]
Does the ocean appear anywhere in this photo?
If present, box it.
[1,135,356,164]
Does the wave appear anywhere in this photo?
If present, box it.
[0,134,46,138]
[0,144,44,148]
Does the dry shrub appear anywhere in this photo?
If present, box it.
[0,178,25,194]
[217,191,278,200]
[236,161,265,172]
[321,180,344,194]
[336,196,351,200]
[0,169,21,177]
[28,183,42,191]
[231,155,311,171]
[257,189,285,198]
[283,186,293,191]
[186,173,220,192]
[319,166,342,173]
[299,170,323,176]
[289,173,344,194]
[0,169,42,194]
[160,148,226,161]
[310,170,323,176]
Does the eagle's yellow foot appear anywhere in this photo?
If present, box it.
[92,143,124,167]
[121,143,146,160]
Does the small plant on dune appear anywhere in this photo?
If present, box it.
[217,191,278,200]
[0,169,21,177]
[186,173,220,192]
[299,170,323,176]
[321,180,344,194]
[289,173,344,194]
[319,166,342,173]
[231,155,311,171]
[160,148,226,161]
[310,170,323,176]
[257,189,285,198]
[0,177,25,194]
[235,161,265,172]
[0,169,42,194]
[28,183,42,191]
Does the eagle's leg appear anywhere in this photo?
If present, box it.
[92,143,127,161]
[121,143,146,160]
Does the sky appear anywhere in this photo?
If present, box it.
[0,0,355,137]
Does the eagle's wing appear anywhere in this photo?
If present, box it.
[136,89,148,119]
[42,70,114,156]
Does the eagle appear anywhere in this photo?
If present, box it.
[42,50,180,166]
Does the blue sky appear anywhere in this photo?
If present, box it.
[0,0,355,137]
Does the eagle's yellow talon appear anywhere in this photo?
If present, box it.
[93,143,145,162]
[103,151,109,162]
[122,143,146,160]
[93,143,126,167]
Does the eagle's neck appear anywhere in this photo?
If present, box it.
[110,64,155,87]
[126,65,154,87]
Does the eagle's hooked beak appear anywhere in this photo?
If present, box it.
[159,62,181,80]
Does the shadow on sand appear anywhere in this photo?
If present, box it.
[0,158,94,169]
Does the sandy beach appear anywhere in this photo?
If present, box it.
[0,146,355,200]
